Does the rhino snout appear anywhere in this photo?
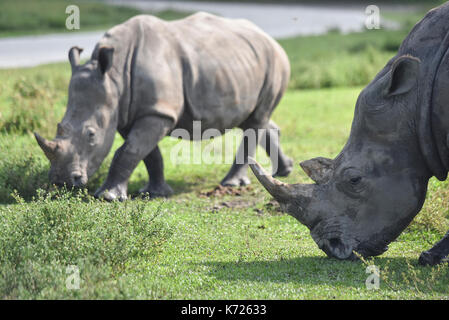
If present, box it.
[317,237,357,260]
[70,172,88,187]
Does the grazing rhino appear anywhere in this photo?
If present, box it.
[251,3,449,265]
[34,12,293,201]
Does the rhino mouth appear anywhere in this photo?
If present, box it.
[50,170,88,188]
[311,226,389,260]
[310,219,359,260]
[315,237,358,260]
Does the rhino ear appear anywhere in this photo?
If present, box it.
[98,46,114,75]
[300,157,333,185]
[386,55,420,97]
[68,46,83,72]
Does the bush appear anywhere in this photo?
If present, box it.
[0,190,172,299]
[0,153,49,203]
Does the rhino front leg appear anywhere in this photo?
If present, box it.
[138,145,174,198]
[419,230,449,266]
[94,117,173,201]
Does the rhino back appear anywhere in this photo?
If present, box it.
[170,12,290,131]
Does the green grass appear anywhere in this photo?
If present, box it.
[0,0,190,38]
[0,63,448,299]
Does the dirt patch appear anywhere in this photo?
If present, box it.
[210,199,258,212]
[263,199,283,214]
[198,185,254,198]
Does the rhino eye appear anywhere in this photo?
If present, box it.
[349,176,362,185]
[337,168,367,197]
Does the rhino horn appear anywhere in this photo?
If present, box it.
[249,157,312,201]
[300,157,333,185]
[250,158,317,227]
[68,46,83,72]
[34,132,57,160]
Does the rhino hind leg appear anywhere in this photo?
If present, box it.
[220,120,292,187]
[220,130,258,187]
[419,230,449,266]
[138,145,174,198]
[261,120,293,177]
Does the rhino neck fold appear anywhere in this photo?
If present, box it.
[430,44,449,177]
[416,31,449,181]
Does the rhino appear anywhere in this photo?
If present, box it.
[250,3,449,265]
[34,12,293,201]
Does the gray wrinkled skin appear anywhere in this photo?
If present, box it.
[251,4,449,265]
[34,12,293,201]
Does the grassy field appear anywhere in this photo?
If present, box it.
[1,68,448,299]
[0,3,448,299]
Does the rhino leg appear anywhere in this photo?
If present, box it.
[94,116,173,201]
[220,129,260,187]
[260,120,293,177]
[138,145,174,198]
[419,230,449,266]
[220,120,292,186]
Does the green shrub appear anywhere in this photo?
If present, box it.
[0,154,49,203]
[0,190,172,299]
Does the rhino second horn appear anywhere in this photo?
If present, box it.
[299,157,333,185]
[68,46,84,71]
[34,132,57,160]
[248,157,297,203]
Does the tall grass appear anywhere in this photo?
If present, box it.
[279,29,408,89]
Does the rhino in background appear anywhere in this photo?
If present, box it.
[251,3,449,265]
[34,12,293,201]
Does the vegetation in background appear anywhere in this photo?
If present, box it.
[0,0,189,37]
[192,0,445,6]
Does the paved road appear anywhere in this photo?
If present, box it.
[0,32,104,68]
[0,1,400,68]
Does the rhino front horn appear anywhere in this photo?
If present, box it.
[68,46,84,72]
[249,157,316,226]
[34,132,57,160]
[249,157,298,203]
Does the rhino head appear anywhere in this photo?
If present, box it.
[35,46,118,187]
[251,55,436,260]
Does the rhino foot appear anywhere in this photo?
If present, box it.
[220,175,251,187]
[139,182,174,198]
[418,250,446,266]
[272,156,294,177]
[94,184,128,202]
